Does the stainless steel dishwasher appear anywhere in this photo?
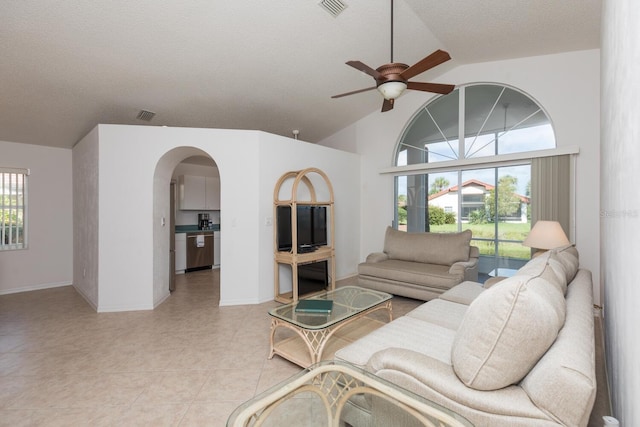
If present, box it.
[186,232,214,271]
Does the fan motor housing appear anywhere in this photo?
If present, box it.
[375,62,409,86]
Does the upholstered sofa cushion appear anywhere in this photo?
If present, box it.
[335,316,457,368]
[451,273,566,391]
[439,281,486,305]
[518,247,579,294]
[383,226,472,266]
[517,251,568,293]
[358,259,463,290]
[405,299,469,330]
[553,245,580,283]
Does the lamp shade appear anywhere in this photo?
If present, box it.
[377,81,407,100]
[522,220,570,250]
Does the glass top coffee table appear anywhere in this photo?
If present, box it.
[227,360,472,427]
[268,286,393,367]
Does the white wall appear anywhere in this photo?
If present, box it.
[320,49,602,304]
[601,1,640,424]
[72,128,100,307]
[0,140,73,295]
[256,132,361,302]
[75,125,360,311]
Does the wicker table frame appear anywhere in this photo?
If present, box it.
[227,361,472,427]
[269,299,392,368]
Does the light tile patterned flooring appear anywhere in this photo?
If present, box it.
[0,270,422,426]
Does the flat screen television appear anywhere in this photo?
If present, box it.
[298,260,329,296]
[276,205,327,252]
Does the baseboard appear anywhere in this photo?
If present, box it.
[335,273,358,282]
[219,297,262,306]
[73,285,99,311]
[584,313,614,426]
[0,280,72,296]
[97,303,155,313]
[154,291,171,308]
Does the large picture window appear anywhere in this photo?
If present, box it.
[1,168,28,250]
[394,84,555,276]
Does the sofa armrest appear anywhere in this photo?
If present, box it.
[449,255,479,282]
[469,245,479,259]
[367,348,548,421]
[365,252,389,263]
[484,276,507,288]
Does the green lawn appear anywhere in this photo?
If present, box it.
[430,222,532,259]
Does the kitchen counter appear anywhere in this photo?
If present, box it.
[175,225,221,272]
[175,224,220,233]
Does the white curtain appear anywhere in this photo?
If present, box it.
[530,155,571,238]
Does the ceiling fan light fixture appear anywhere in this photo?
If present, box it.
[377,81,407,100]
[331,0,453,112]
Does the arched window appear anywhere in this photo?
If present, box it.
[394,83,556,277]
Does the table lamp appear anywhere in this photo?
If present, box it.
[522,220,570,257]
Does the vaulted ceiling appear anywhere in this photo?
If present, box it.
[1,0,601,149]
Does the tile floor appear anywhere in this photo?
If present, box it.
[0,270,423,426]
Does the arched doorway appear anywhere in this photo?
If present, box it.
[153,147,221,306]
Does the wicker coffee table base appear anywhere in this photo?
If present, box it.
[227,361,472,427]
[269,300,392,367]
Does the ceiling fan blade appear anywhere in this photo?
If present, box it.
[406,81,456,95]
[331,86,377,99]
[399,49,451,80]
[346,61,382,80]
[381,98,394,112]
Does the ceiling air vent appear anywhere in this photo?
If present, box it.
[136,109,156,121]
[319,0,347,17]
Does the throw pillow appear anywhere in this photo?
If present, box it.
[383,226,472,266]
[553,245,580,283]
[451,274,566,390]
[517,251,568,293]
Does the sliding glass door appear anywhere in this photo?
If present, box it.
[395,163,531,277]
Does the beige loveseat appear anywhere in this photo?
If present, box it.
[336,246,596,427]
[358,227,479,301]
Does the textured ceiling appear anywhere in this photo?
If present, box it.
[406,0,601,63]
[0,0,601,149]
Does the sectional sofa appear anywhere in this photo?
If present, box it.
[358,227,479,301]
[336,246,596,426]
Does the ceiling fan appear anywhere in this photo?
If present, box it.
[332,0,455,112]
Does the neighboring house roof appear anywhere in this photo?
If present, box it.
[428,179,530,203]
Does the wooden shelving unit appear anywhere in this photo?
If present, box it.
[273,168,335,303]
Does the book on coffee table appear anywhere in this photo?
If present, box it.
[295,299,333,314]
